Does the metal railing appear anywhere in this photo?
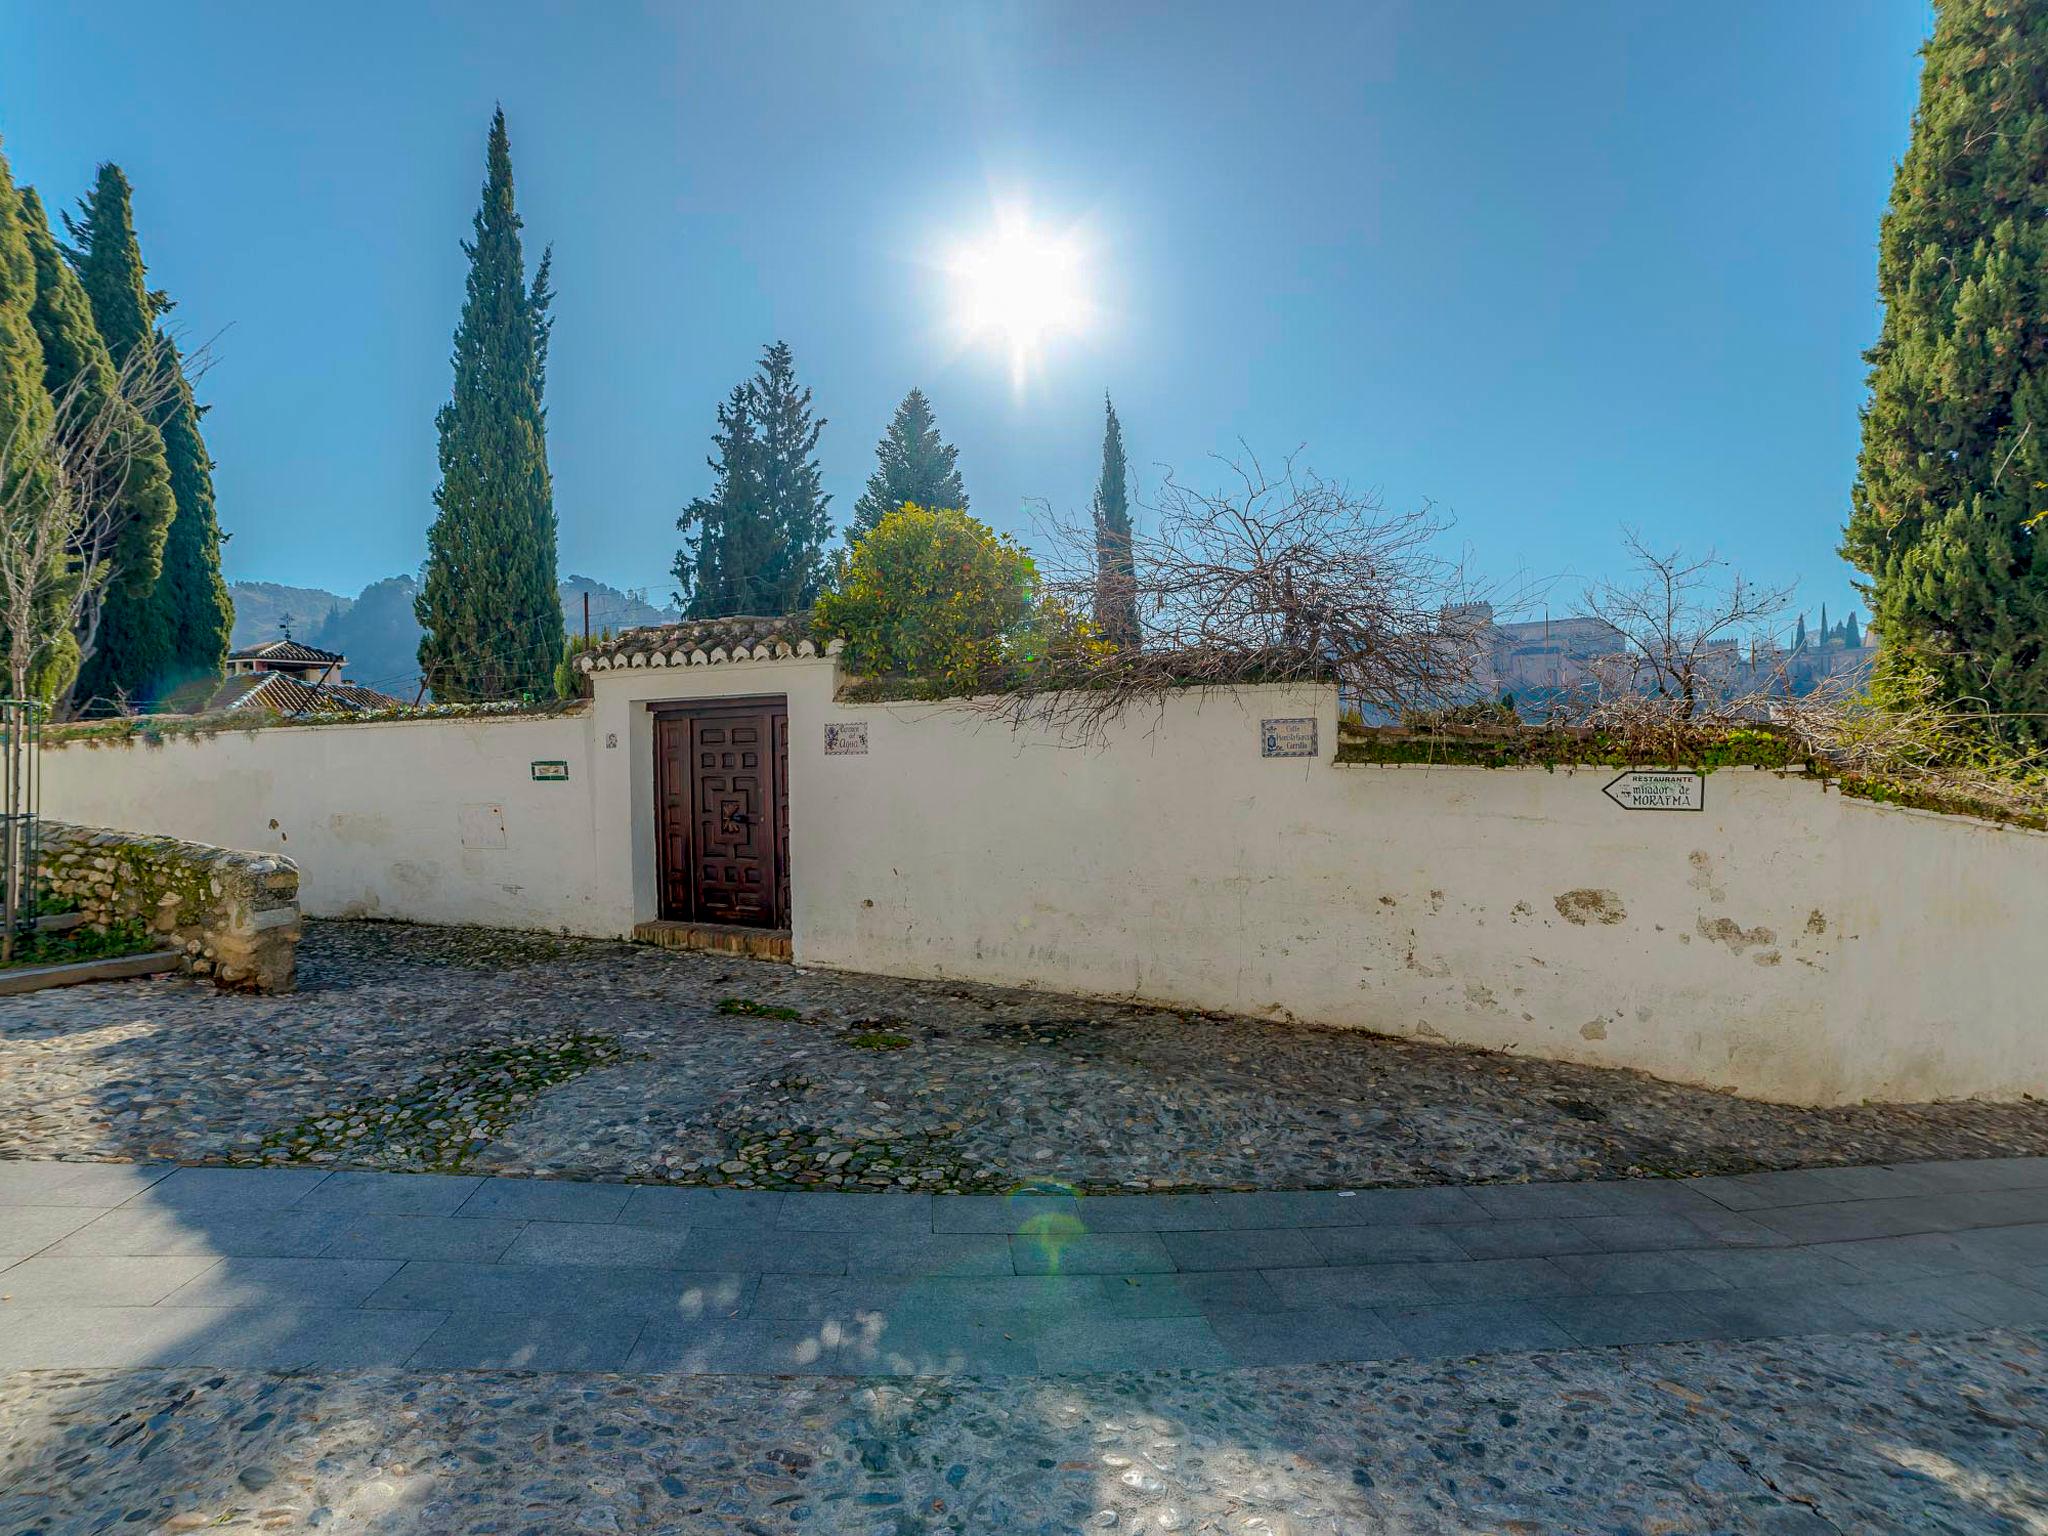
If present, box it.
[1,698,42,963]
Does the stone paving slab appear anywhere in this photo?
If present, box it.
[10,1156,2048,1376]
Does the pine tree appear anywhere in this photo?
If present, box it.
[1845,610,1862,649]
[751,341,832,610]
[1844,1,2048,729]
[0,137,63,700]
[416,108,563,701]
[849,387,966,539]
[673,382,772,617]
[1794,613,1807,650]
[60,164,185,705]
[677,343,830,615]
[1091,393,1140,648]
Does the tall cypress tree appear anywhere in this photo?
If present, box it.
[1091,393,1139,647]
[24,187,177,708]
[1844,0,2048,728]
[22,187,174,596]
[849,387,966,539]
[0,138,63,700]
[416,108,562,701]
[60,165,185,705]
[150,336,232,690]
[673,381,771,618]
[751,340,832,610]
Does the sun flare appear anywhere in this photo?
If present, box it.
[947,207,1091,384]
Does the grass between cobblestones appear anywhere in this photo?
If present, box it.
[253,1033,623,1172]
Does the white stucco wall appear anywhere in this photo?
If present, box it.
[39,663,2048,1106]
[41,712,608,933]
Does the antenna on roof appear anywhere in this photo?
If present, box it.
[278,612,294,642]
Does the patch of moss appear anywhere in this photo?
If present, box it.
[844,1031,913,1051]
[1832,772,2048,833]
[1,919,158,970]
[45,698,586,751]
[717,997,804,1021]
[1334,725,1801,773]
[256,1031,622,1172]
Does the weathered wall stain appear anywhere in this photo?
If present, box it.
[1580,1017,1609,1040]
[1688,849,1727,903]
[1554,889,1626,925]
[1698,915,1776,955]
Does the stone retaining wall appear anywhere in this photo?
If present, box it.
[36,821,301,993]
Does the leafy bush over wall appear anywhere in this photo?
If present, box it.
[813,504,1101,699]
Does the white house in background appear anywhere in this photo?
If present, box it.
[204,640,405,718]
[225,639,349,685]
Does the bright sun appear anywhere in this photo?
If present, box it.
[947,207,1091,384]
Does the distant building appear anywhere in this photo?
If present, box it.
[224,640,348,686]
[1429,603,1880,712]
[202,642,405,718]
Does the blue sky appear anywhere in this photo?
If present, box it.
[3,1,1930,625]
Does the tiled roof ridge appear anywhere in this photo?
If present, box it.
[579,614,839,673]
[228,639,346,664]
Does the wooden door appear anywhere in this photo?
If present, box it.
[655,699,788,927]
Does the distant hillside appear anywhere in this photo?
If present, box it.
[228,575,678,699]
[560,574,677,633]
[308,576,424,695]
[228,583,351,650]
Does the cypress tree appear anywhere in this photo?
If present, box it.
[150,336,232,690]
[1844,0,2048,729]
[849,387,967,539]
[416,108,563,701]
[60,165,184,705]
[751,340,832,610]
[22,187,174,593]
[673,381,772,618]
[1091,393,1140,648]
[0,138,63,700]
[23,187,177,705]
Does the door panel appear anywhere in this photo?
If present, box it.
[655,716,692,919]
[655,700,789,928]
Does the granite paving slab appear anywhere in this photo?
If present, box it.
[6,1155,2048,1377]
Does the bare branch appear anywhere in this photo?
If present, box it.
[937,449,1501,741]
[0,333,194,703]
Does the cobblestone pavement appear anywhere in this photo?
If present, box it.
[8,921,2048,1192]
[4,1326,2046,1534]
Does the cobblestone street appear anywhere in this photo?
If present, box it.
[7,921,2048,1193]
[8,925,2048,1531]
[0,1325,2043,1535]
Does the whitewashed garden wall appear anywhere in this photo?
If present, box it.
[40,665,2048,1108]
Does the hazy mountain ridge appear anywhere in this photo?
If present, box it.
[225,575,678,696]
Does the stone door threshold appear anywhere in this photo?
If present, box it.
[632,919,791,961]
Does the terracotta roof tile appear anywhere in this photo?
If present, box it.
[228,639,347,665]
[201,673,407,718]
[580,614,837,673]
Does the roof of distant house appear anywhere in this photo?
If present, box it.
[201,672,406,718]
[580,615,839,672]
[228,639,346,665]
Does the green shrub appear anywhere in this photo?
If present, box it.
[813,504,1039,694]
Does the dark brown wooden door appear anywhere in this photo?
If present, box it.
[655,699,789,927]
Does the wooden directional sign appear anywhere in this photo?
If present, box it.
[1602,770,1704,812]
